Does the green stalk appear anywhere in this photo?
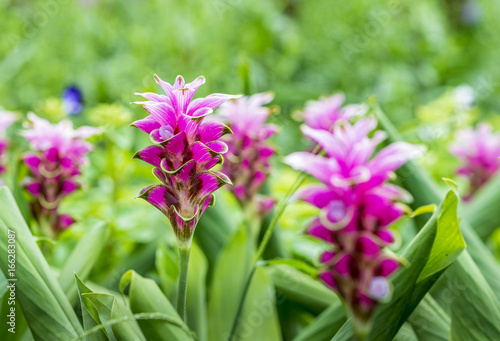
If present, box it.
[177,246,191,321]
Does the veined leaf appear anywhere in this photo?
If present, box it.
[75,275,107,341]
[0,187,83,340]
[408,294,449,340]
[267,264,338,313]
[120,270,192,341]
[59,221,109,306]
[449,252,500,340]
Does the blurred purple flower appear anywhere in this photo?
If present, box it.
[210,92,277,214]
[21,113,98,234]
[286,117,421,332]
[0,110,17,176]
[62,86,83,115]
[303,93,367,131]
[132,75,238,245]
[450,123,500,197]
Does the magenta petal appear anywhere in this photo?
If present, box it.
[285,152,339,184]
[320,251,336,263]
[23,153,41,174]
[298,186,338,209]
[333,254,352,276]
[308,219,334,243]
[205,141,228,154]
[198,122,232,143]
[44,147,59,162]
[357,235,380,257]
[191,107,213,118]
[190,171,231,200]
[134,145,165,168]
[26,182,41,196]
[187,94,240,115]
[59,214,75,229]
[319,271,337,290]
[136,185,179,214]
[61,180,78,195]
[379,258,399,277]
[131,118,162,134]
[139,102,176,127]
[377,229,394,244]
[135,92,168,103]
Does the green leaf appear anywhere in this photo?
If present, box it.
[408,295,450,340]
[410,204,436,217]
[332,190,463,340]
[416,192,465,281]
[75,274,107,341]
[76,274,146,341]
[449,252,500,341]
[80,293,118,341]
[392,323,418,341]
[236,267,282,341]
[207,228,253,340]
[292,303,346,341]
[186,244,208,341]
[263,258,318,277]
[155,242,179,303]
[267,264,338,313]
[120,270,192,341]
[0,187,83,340]
[464,173,500,240]
[59,221,109,305]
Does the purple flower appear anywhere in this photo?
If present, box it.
[132,75,238,245]
[21,113,98,234]
[303,93,367,131]
[62,86,84,116]
[210,92,277,213]
[0,110,17,176]
[450,123,500,197]
[285,117,421,329]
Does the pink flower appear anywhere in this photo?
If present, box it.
[0,109,17,176]
[450,123,500,197]
[209,92,277,211]
[285,117,421,326]
[132,75,238,244]
[21,114,98,234]
[303,93,367,131]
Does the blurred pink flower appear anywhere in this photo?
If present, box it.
[210,92,277,212]
[132,75,238,245]
[0,109,17,176]
[21,114,98,234]
[450,123,500,197]
[303,93,367,131]
[286,117,421,328]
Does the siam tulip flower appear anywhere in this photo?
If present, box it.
[0,109,18,177]
[21,113,98,235]
[302,93,367,131]
[450,123,500,197]
[131,74,238,320]
[210,92,277,215]
[285,117,421,339]
[62,86,84,115]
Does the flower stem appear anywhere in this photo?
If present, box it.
[177,246,191,322]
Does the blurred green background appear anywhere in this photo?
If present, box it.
[2,0,500,123]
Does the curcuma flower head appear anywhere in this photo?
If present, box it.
[286,117,422,330]
[450,123,500,197]
[210,92,277,213]
[303,93,368,131]
[21,113,98,234]
[132,75,239,245]
[0,109,18,176]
